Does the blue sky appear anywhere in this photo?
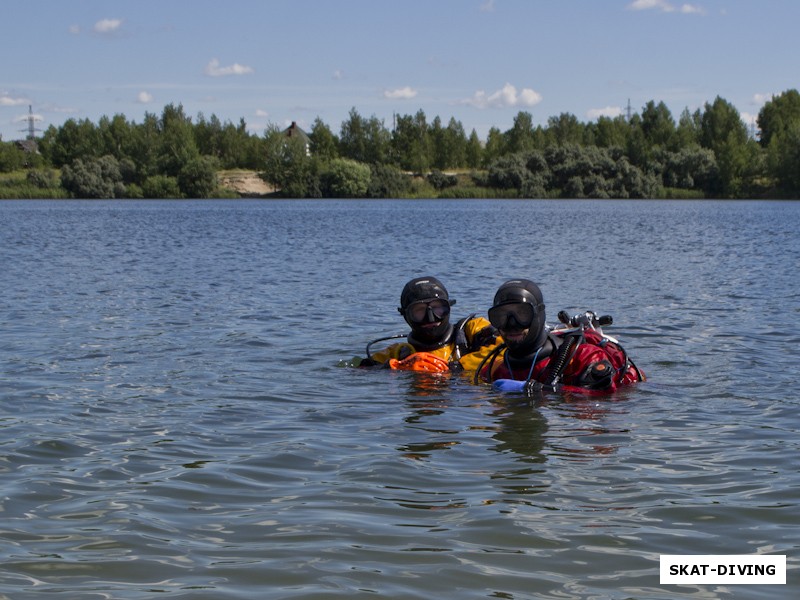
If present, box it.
[2,0,798,143]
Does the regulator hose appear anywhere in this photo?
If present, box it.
[543,333,580,389]
[365,334,407,361]
[472,342,506,385]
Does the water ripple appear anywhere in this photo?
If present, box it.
[1,200,797,599]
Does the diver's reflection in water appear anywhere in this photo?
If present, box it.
[487,398,548,462]
[398,371,457,422]
[398,373,548,460]
[396,372,548,466]
[538,389,633,459]
[394,373,631,504]
[398,372,457,460]
[482,398,550,500]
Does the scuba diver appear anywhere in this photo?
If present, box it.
[360,276,501,372]
[475,279,645,394]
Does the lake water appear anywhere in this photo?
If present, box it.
[1,199,797,599]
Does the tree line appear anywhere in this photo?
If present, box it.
[1,89,799,199]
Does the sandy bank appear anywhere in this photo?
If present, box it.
[218,170,274,197]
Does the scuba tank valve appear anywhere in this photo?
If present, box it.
[557,310,613,329]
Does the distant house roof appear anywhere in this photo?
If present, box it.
[282,121,310,155]
[283,121,310,142]
[15,139,39,154]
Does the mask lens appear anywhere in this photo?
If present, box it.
[428,300,450,320]
[406,300,450,324]
[488,303,535,330]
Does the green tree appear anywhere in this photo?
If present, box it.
[194,112,221,159]
[757,89,800,148]
[429,116,468,170]
[673,108,701,149]
[26,168,59,189]
[37,125,57,164]
[321,158,371,197]
[625,114,649,170]
[545,144,583,190]
[443,117,468,168]
[482,127,505,167]
[663,147,718,190]
[592,115,630,149]
[218,118,250,168]
[0,141,25,172]
[194,113,254,168]
[391,111,432,173]
[699,96,750,197]
[157,103,200,177]
[98,114,136,160]
[339,107,367,162]
[61,155,125,198]
[368,163,410,198]
[640,100,675,149]
[543,145,649,198]
[429,116,444,169]
[178,155,219,198]
[506,111,537,154]
[309,117,339,161]
[142,175,182,198]
[546,112,584,146]
[363,115,391,164]
[465,129,483,169]
[47,118,102,166]
[611,155,660,198]
[261,124,318,197]
[26,94,800,198]
[243,129,267,170]
[339,108,391,164]
[766,121,800,195]
[487,154,529,189]
[427,169,457,190]
[129,112,161,180]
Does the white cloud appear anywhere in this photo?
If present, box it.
[204,59,254,77]
[383,86,418,100]
[753,93,774,105]
[0,94,28,107]
[137,91,154,104]
[628,0,705,14]
[69,24,81,34]
[480,0,496,12]
[255,109,269,117]
[332,69,344,80]
[93,18,123,33]
[50,105,79,114]
[740,112,758,126]
[629,0,671,10]
[587,106,624,120]
[462,83,542,109]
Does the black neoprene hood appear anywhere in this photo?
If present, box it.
[399,276,451,311]
[492,279,548,358]
[492,279,544,309]
[399,276,454,349]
